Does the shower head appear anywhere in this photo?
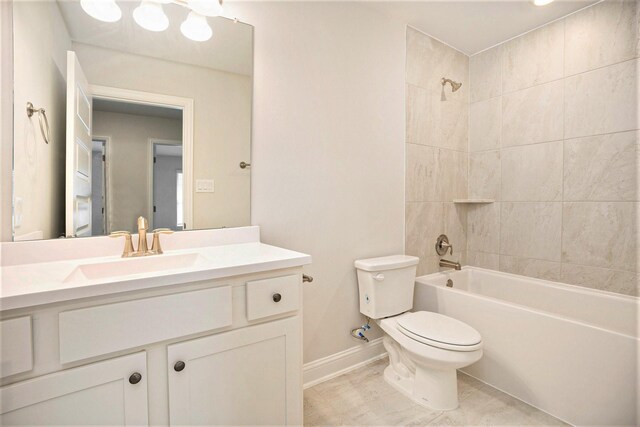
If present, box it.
[441,78,463,100]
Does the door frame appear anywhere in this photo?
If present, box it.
[90,85,194,230]
[147,139,182,230]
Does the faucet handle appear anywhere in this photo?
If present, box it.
[109,231,135,257]
[150,228,174,255]
[152,228,174,234]
[435,234,453,256]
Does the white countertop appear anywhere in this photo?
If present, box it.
[0,242,311,311]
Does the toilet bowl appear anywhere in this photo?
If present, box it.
[354,255,482,411]
[377,311,482,410]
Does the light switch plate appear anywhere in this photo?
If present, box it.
[196,179,214,193]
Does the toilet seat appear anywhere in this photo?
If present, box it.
[397,311,482,352]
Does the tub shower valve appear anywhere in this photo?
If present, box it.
[435,234,453,256]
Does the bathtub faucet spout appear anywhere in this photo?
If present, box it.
[439,259,461,271]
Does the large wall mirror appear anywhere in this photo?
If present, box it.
[11,0,252,241]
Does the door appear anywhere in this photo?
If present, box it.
[0,352,148,426]
[167,317,302,426]
[150,141,183,231]
[66,51,93,237]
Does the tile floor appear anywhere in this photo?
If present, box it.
[304,358,566,426]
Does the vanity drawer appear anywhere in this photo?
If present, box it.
[0,316,33,378]
[246,275,300,321]
[59,286,232,364]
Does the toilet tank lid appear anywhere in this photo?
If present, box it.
[354,255,419,272]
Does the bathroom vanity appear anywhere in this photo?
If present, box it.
[0,226,311,426]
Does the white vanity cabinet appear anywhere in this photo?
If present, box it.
[0,352,148,426]
[0,266,307,426]
[168,316,302,426]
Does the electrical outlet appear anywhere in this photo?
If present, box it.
[196,179,214,193]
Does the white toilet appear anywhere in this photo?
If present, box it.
[355,255,482,411]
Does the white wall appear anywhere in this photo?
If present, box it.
[227,2,406,363]
[12,1,71,240]
[92,110,182,233]
[73,43,252,231]
[0,1,12,244]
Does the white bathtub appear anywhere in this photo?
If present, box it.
[415,267,639,426]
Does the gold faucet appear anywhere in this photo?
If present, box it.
[109,216,174,257]
[136,216,149,256]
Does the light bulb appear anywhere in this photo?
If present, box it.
[186,0,223,17]
[80,0,122,23]
[532,0,554,6]
[181,11,212,42]
[133,0,169,32]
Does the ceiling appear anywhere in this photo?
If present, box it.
[93,98,183,120]
[57,0,253,76]
[368,0,599,55]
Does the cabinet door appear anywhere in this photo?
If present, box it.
[168,317,302,426]
[0,352,148,426]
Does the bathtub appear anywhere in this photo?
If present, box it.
[415,267,639,426]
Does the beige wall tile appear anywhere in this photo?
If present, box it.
[406,84,429,145]
[564,131,638,201]
[470,97,501,152]
[407,84,468,151]
[500,202,562,261]
[564,0,638,76]
[470,46,502,103]
[469,151,501,200]
[565,59,638,139]
[560,263,639,297]
[501,141,563,201]
[439,148,468,201]
[406,143,437,202]
[503,20,564,93]
[562,202,637,271]
[502,81,563,147]
[444,202,467,252]
[406,145,467,202]
[467,203,501,253]
[499,255,561,281]
[405,202,443,262]
[417,255,442,276]
[467,251,500,270]
[406,27,469,98]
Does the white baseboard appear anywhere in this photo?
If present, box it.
[303,337,387,389]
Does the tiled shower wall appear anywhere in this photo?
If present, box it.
[405,27,469,275]
[466,0,638,296]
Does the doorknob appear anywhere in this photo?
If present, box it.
[129,372,142,384]
[239,161,251,169]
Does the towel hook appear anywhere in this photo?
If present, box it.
[26,102,51,144]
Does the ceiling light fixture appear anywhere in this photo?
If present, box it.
[80,0,223,42]
[181,11,213,41]
[532,0,555,6]
[133,0,170,32]
[80,0,122,23]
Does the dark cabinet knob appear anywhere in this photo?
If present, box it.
[174,361,186,372]
[272,293,282,303]
[129,372,142,384]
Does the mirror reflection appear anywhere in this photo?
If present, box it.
[12,0,252,240]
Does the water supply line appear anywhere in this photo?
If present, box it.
[350,317,371,342]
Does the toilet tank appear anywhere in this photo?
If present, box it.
[354,255,419,319]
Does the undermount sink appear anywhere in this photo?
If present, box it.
[63,252,206,283]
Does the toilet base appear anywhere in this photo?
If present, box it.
[383,364,460,411]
